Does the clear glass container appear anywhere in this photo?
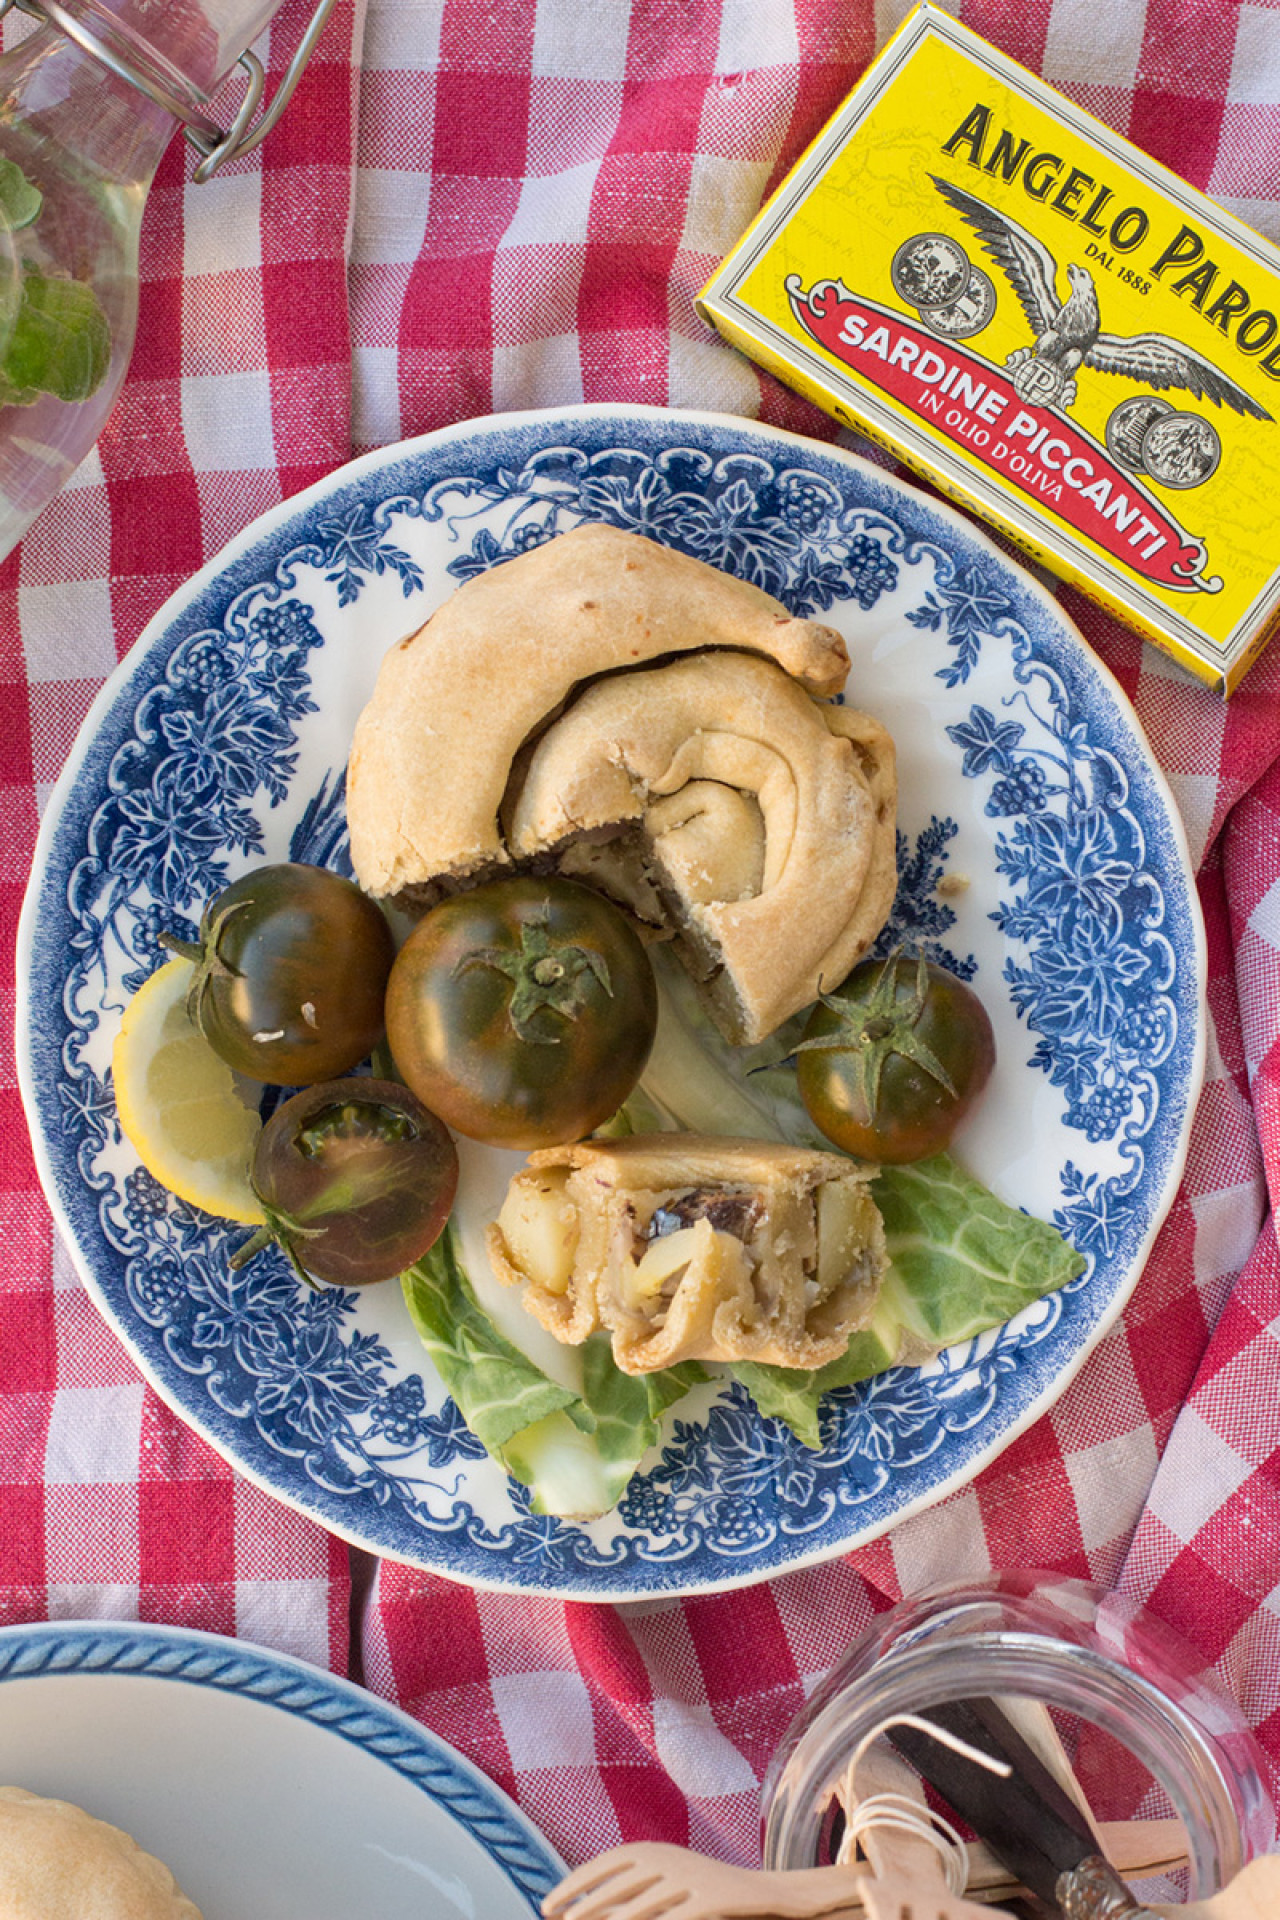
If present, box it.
[0,18,173,552]
[762,1572,1274,1903]
[0,0,321,559]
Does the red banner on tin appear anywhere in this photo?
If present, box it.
[786,277,1219,596]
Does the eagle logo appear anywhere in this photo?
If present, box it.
[928,174,1271,423]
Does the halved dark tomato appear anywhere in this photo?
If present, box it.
[233,1077,458,1286]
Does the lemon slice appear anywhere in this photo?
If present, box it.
[112,957,265,1224]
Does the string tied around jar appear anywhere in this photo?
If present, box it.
[834,1711,1012,1898]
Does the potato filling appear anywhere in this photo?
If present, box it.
[494,1168,578,1296]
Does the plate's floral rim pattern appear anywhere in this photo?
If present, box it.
[21,410,1202,1597]
[0,1621,560,1906]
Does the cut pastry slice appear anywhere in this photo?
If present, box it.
[508,649,897,1042]
[347,524,851,906]
[487,1134,887,1374]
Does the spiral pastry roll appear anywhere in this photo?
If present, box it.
[509,649,896,1043]
[347,524,850,907]
[486,1135,887,1374]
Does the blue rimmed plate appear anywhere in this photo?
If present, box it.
[17,403,1204,1598]
[0,1619,561,1916]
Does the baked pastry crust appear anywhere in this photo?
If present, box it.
[0,1787,203,1919]
[487,1134,887,1373]
[347,525,851,906]
[509,649,897,1043]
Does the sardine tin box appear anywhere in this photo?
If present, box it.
[696,3,1280,693]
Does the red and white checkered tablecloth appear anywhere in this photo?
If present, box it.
[4,0,1280,1874]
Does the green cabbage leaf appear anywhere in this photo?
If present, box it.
[403,1228,705,1518]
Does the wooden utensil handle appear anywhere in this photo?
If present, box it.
[965,1818,1188,1892]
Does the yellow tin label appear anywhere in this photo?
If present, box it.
[699,5,1280,689]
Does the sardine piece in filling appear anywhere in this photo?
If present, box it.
[620,1188,781,1325]
[642,1188,765,1246]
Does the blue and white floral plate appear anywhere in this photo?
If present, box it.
[0,1619,560,1916]
[17,404,1205,1599]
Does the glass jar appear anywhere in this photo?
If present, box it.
[0,0,332,559]
[762,1572,1274,1902]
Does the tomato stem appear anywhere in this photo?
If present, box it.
[158,932,202,965]
[456,901,613,1044]
[230,1199,325,1287]
[792,947,959,1118]
[167,898,254,1040]
[228,1223,273,1270]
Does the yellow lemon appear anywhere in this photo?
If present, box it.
[112,957,265,1224]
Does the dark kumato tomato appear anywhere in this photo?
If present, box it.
[795,949,996,1164]
[165,863,394,1085]
[385,876,658,1148]
[234,1078,458,1287]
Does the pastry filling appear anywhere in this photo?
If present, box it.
[488,1137,889,1373]
[498,1171,880,1321]
[614,1178,877,1327]
[643,1188,764,1244]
